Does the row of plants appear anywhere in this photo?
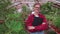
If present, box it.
[4,5,31,34]
[0,0,29,34]
[0,0,15,20]
[41,2,60,28]
[41,2,60,34]
[0,0,16,34]
[5,13,28,34]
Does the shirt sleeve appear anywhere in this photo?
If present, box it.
[25,14,32,28]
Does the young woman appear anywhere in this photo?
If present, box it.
[25,3,48,34]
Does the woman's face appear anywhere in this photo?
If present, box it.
[33,5,40,13]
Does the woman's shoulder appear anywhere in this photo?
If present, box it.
[28,14,34,17]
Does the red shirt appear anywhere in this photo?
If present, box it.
[25,13,48,32]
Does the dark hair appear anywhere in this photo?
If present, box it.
[33,3,41,7]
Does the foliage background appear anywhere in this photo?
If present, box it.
[41,2,60,28]
[0,0,60,34]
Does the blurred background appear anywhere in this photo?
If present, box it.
[0,0,60,34]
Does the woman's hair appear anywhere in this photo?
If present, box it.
[33,3,41,7]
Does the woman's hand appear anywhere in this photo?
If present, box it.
[28,26,35,30]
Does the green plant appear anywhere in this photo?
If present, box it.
[0,23,9,34]
[41,2,60,28]
[54,16,60,28]
[48,30,56,34]
[0,0,16,34]
[22,5,31,20]
[0,0,16,20]
[5,13,28,34]
[4,5,31,34]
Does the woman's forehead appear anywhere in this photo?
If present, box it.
[35,5,40,7]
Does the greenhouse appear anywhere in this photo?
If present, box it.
[0,0,60,34]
